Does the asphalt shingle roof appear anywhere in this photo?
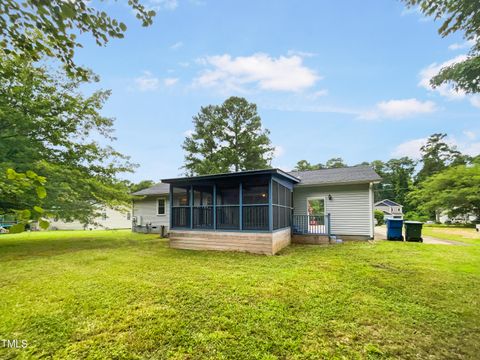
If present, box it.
[133,166,381,195]
[131,182,170,196]
[288,165,381,186]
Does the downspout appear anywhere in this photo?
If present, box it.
[368,183,375,239]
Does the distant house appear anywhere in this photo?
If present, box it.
[437,211,478,224]
[132,166,381,254]
[49,208,131,230]
[374,199,403,220]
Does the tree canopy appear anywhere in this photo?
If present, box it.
[409,164,480,219]
[402,0,480,94]
[182,97,274,175]
[416,133,469,183]
[0,53,134,224]
[293,158,347,171]
[0,0,155,79]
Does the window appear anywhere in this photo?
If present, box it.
[157,198,166,215]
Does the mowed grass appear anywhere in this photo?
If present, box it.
[0,231,479,359]
[423,225,480,245]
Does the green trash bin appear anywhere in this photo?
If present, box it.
[404,221,423,242]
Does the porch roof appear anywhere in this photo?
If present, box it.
[162,168,300,185]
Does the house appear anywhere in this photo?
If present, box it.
[374,199,403,220]
[49,208,131,230]
[131,182,170,234]
[132,165,381,255]
[437,211,477,224]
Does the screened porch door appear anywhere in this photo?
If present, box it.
[307,198,326,234]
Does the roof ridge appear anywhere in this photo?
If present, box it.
[288,164,372,173]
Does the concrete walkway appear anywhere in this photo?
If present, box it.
[374,226,470,246]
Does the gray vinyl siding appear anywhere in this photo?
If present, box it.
[132,195,170,233]
[293,183,372,237]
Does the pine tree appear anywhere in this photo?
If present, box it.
[182,97,274,175]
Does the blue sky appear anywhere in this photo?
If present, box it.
[76,0,480,182]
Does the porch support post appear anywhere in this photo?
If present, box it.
[268,177,273,232]
[239,182,243,231]
[169,185,173,229]
[189,185,193,229]
[327,213,331,237]
[213,184,217,230]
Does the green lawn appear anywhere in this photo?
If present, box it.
[1,230,479,359]
[423,225,480,245]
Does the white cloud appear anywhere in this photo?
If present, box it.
[400,6,433,22]
[164,77,179,86]
[193,53,320,93]
[134,71,159,91]
[273,145,285,158]
[170,41,183,50]
[470,96,480,108]
[448,39,475,51]
[308,89,329,99]
[464,130,477,140]
[418,55,468,100]
[148,0,178,11]
[392,138,427,159]
[359,98,437,120]
[287,49,317,58]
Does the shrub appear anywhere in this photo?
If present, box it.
[404,211,430,222]
[374,210,385,226]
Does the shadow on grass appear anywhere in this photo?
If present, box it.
[0,234,164,262]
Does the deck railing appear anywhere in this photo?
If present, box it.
[292,214,330,235]
[193,206,213,229]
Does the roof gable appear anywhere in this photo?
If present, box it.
[375,199,402,207]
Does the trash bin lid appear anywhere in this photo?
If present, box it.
[404,221,423,224]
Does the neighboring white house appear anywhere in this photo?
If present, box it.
[49,207,131,230]
[374,199,403,220]
[437,211,478,224]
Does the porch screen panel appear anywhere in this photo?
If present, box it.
[242,180,269,230]
[193,185,213,229]
[216,184,240,230]
[272,180,292,230]
[172,186,190,228]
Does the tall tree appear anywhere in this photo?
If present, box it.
[402,0,480,94]
[129,180,156,193]
[325,157,347,168]
[0,0,155,79]
[416,133,469,183]
[293,160,323,171]
[409,164,480,220]
[0,54,134,224]
[370,158,416,209]
[182,97,274,175]
[293,158,347,171]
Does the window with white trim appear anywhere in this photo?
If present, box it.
[157,198,166,215]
